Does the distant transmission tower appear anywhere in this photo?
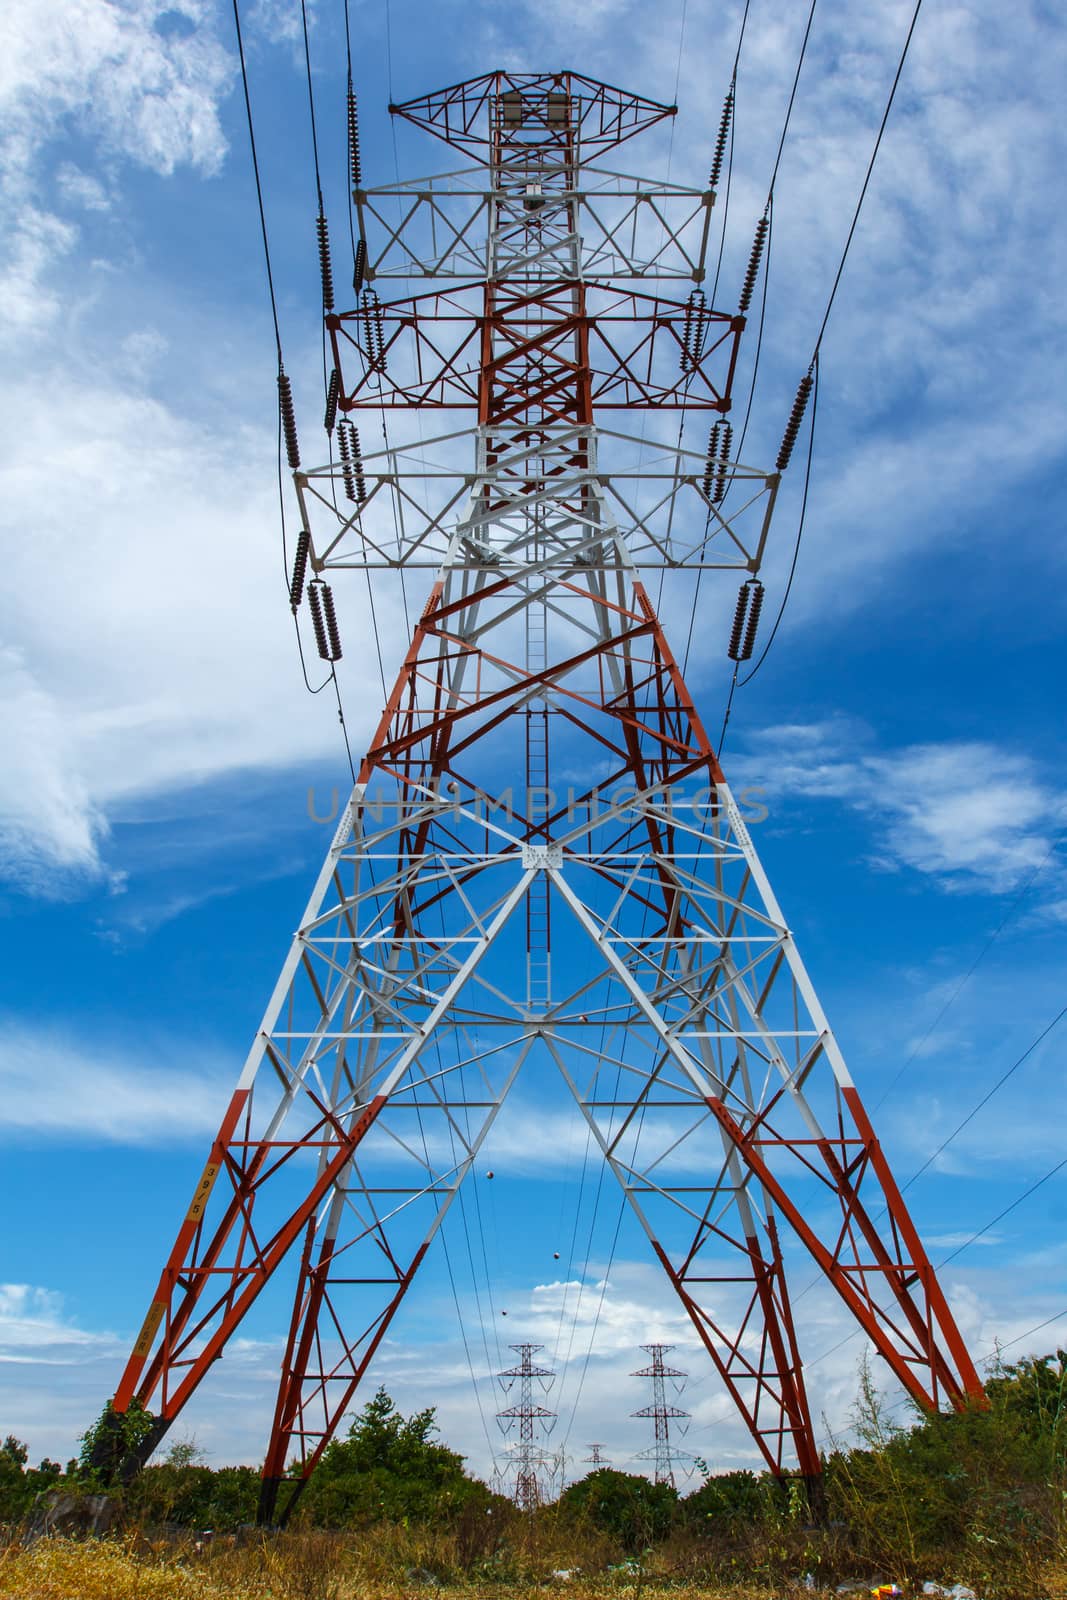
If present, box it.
[632,1345,694,1487]
[97,66,984,1526]
[495,1343,558,1509]
[585,1443,609,1467]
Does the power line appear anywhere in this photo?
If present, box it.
[872,822,1067,1112]
[731,0,927,695]
[899,1002,1067,1196]
[812,0,925,359]
[768,0,819,200]
[937,1152,1067,1269]
[734,349,818,690]
[230,0,282,364]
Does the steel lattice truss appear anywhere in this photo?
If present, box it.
[105,69,983,1525]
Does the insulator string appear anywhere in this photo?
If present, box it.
[707,88,733,191]
[348,86,363,189]
[740,581,763,659]
[737,353,819,687]
[727,585,747,660]
[336,417,357,502]
[289,527,310,612]
[712,420,732,503]
[353,235,368,297]
[317,211,335,312]
[278,370,300,470]
[776,371,814,471]
[737,212,769,314]
[321,583,343,661]
[324,367,339,434]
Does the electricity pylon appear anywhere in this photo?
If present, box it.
[495,1343,559,1509]
[632,1344,694,1487]
[99,69,984,1525]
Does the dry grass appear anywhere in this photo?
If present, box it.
[5,1532,1067,1600]
[0,1532,825,1600]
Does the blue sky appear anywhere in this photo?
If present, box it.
[1,0,1065,1485]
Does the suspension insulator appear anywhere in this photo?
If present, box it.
[278,369,300,470]
[775,372,815,471]
[738,214,770,315]
[740,580,764,660]
[362,288,386,373]
[353,236,367,297]
[712,420,733,504]
[727,584,748,660]
[316,210,335,313]
[336,416,357,502]
[307,581,330,660]
[708,88,734,192]
[337,420,367,505]
[702,422,721,499]
[680,289,707,374]
[350,423,367,505]
[348,87,362,189]
[321,582,343,661]
[289,527,310,613]
[324,367,339,433]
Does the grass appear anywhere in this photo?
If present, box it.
[5,1532,1067,1600]
[0,1529,853,1600]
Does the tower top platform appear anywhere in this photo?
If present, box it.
[389,69,677,161]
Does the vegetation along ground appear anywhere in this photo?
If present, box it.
[3,1355,1067,1599]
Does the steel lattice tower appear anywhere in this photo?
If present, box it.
[98,69,984,1525]
[632,1344,693,1487]
[495,1343,558,1509]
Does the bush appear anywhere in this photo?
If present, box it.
[299,1386,496,1528]
[557,1468,677,1551]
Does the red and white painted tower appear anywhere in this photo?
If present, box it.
[99,70,984,1524]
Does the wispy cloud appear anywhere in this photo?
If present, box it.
[735,720,1065,897]
[0,1017,227,1143]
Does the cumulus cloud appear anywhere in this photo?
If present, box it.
[0,0,232,340]
[0,0,232,182]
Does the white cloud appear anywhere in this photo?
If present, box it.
[737,721,1065,896]
[55,163,112,212]
[0,648,108,891]
[0,1017,227,1142]
[0,0,232,182]
[0,0,232,340]
[0,356,404,887]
